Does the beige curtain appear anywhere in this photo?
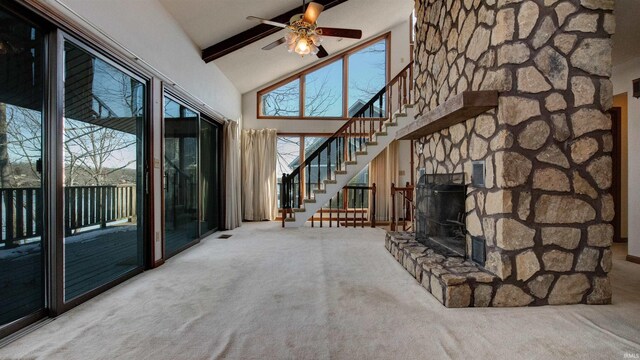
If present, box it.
[241,128,278,221]
[369,140,399,221]
[223,120,242,229]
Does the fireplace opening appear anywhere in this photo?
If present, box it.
[415,173,466,257]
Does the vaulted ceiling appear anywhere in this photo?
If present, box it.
[159,0,414,93]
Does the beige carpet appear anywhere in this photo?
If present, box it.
[1,222,639,359]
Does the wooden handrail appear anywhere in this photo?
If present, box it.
[390,182,415,231]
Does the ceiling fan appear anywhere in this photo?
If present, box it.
[247,1,363,58]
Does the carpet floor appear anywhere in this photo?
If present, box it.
[0,222,639,359]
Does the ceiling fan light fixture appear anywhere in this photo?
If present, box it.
[294,37,312,56]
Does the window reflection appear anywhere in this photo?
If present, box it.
[63,41,145,301]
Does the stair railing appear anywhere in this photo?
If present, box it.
[391,182,415,231]
[308,183,376,228]
[281,62,414,226]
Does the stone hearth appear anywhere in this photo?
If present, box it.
[386,232,500,307]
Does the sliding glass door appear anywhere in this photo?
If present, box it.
[164,97,199,256]
[62,39,146,301]
[0,6,46,329]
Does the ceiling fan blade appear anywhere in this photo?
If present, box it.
[317,27,362,39]
[246,16,288,28]
[316,45,329,58]
[262,37,287,50]
[302,2,324,24]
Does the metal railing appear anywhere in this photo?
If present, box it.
[1,184,136,247]
[281,62,414,226]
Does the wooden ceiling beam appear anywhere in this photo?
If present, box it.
[201,0,349,63]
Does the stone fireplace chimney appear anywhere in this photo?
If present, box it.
[389,0,615,306]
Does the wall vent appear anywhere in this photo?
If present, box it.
[471,236,486,266]
[633,78,640,98]
[471,161,485,187]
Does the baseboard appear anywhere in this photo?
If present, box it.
[626,254,640,265]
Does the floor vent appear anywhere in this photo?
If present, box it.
[218,234,232,239]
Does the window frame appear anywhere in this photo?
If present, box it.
[257,32,391,120]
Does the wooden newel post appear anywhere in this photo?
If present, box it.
[405,181,411,222]
[281,174,287,227]
[391,182,396,231]
[371,183,376,228]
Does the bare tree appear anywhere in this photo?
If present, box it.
[263,70,341,117]
[350,42,387,101]
[276,137,301,176]
[3,60,142,187]
[63,120,136,186]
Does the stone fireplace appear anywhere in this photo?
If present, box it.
[415,173,466,257]
[387,0,615,307]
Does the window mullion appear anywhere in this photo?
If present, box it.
[299,75,305,118]
[343,54,349,119]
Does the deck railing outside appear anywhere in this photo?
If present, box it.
[1,184,136,248]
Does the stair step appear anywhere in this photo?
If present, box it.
[304,198,316,204]
[293,208,306,213]
[323,179,337,184]
[344,161,357,165]
[356,151,368,156]
[376,132,388,137]
[385,121,398,127]
[335,170,347,175]
[314,189,326,194]
[284,218,296,222]
[366,141,378,146]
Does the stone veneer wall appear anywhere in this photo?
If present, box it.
[411,0,615,305]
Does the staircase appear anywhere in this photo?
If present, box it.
[281,62,416,227]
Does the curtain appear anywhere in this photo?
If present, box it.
[223,120,242,229]
[369,140,399,221]
[241,128,278,221]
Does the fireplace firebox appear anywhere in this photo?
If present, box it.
[415,173,466,257]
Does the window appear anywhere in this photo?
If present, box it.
[276,136,301,208]
[348,40,387,115]
[258,34,389,119]
[304,60,343,117]
[0,5,46,327]
[261,78,300,117]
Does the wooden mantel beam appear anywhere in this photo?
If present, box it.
[396,91,499,140]
[201,0,350,63]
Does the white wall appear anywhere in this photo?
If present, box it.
[612,56,640,258]
[42,0,242,120]
[241,19,411,133]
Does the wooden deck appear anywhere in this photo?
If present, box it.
[0,225,141,325]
